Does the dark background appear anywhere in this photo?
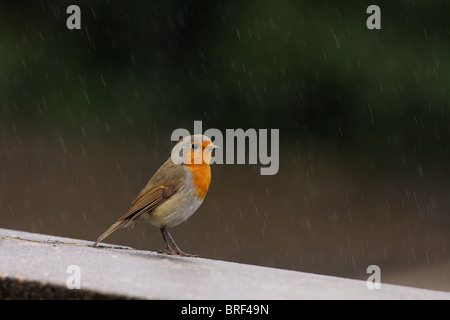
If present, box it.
[1,0,449,291]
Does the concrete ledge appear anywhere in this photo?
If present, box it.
[1,228,449,300]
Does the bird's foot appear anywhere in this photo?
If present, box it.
[156,249,199,257]
[176,251,199,258]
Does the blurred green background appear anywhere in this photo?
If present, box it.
[1,0,449,291]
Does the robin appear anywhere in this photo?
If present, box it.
[93,134,218,256]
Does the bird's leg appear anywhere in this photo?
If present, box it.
[165,229,199,257]
[163,228,183,254]
[157,227,174,254]
[158,227,198,257]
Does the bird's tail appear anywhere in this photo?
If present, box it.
[93,219,127,247]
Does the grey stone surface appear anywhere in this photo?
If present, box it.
[0,228,449,299]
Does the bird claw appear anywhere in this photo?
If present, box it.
[156,249,199,257]
[178,252,199,258]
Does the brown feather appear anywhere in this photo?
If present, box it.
[124,158,185,220]
[93,157,186,246]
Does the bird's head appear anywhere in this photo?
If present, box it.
[172,134,219,165]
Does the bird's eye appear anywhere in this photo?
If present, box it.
[191,144,198,150]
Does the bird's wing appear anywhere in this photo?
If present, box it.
[118,157,187,222]
[93,182,184,247]
[93,159,186,247]
[121,180,185,222]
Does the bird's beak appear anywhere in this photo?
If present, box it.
[206,144,220,150]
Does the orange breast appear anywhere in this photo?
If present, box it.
[186,163,211,200]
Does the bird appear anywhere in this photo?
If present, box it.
[93,134,218,256]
